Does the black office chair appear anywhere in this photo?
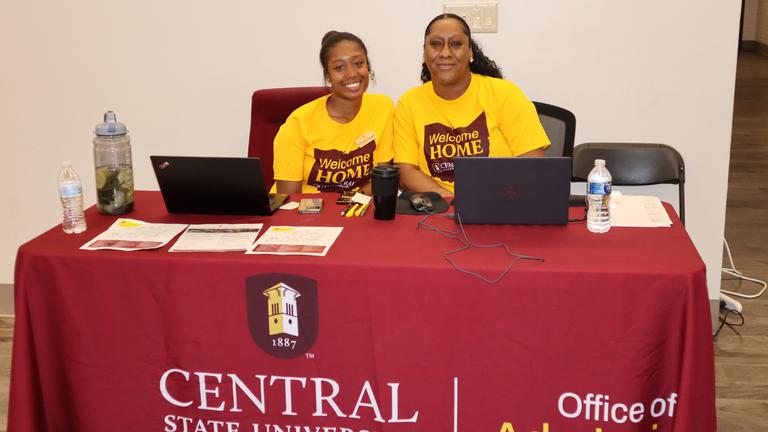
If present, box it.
[572,143,686,224]
[533,101,576,157]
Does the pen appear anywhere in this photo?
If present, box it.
[341,203,354,216]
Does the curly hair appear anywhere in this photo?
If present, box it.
[420,13,503,83]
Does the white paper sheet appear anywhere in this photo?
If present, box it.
[246,226,343,256]
[80,219,188,251]
[169,224,264,252]
[609,193,673,227]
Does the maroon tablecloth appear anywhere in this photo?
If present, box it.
[9,191,715,432]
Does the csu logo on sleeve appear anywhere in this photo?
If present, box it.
[245,274,319,358]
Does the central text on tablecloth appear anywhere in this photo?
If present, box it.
[160,369,418,423]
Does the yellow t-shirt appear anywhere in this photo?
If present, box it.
[273,93,394,193]
[394,74,549,192]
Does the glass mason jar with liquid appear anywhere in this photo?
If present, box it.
[93,111,134,214]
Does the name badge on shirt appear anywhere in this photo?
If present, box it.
[355,131,376,148]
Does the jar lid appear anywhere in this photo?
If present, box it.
[94,111,127,136]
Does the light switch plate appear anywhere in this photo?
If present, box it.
[443,2,498,33]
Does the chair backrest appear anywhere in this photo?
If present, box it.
[248,86,331,187]
[572,142,686,223]
[533,101,576,157]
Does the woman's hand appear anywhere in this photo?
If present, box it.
[275,180,303,195]
[359,183,373,196]
[396,163,453,198]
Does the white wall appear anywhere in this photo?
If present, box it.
[1,1,741,301]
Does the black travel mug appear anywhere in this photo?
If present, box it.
[371,164,399,220]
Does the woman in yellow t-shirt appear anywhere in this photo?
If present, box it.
[394,14,550,197]
[273,31,394,194]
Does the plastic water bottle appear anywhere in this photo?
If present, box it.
[587,159,612,233]
[58,161,87,234]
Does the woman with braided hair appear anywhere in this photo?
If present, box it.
[394,13,549,197]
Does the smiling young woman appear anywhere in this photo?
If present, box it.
[273,31,394,195]
[394,14,549,197]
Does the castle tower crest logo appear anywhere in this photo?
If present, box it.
[264,283,300,337]
[245,274,319,358]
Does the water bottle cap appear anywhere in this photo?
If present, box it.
[595,159,606,167]
[94,111,128,136]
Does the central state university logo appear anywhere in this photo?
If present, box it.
[245,273,319,359]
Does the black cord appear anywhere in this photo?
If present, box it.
[417,212,544,284]
[713,307,745,338]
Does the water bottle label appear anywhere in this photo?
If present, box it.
[588,182,612,195]
[59,183,82,198]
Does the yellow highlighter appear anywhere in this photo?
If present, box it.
[345,203,359,218]
[355,204,367,216]
[355,201,369,216]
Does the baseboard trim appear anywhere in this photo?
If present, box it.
[758,42,768,57]
[740,41,768,57]
[741,40,758,51]
[0,284,13,316]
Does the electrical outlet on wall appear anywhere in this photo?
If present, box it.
[443,2,498,33]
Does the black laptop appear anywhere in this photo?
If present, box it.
[453,157,571,225]
[150,156,288,215]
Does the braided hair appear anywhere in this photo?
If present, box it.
[420,13,503,83]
